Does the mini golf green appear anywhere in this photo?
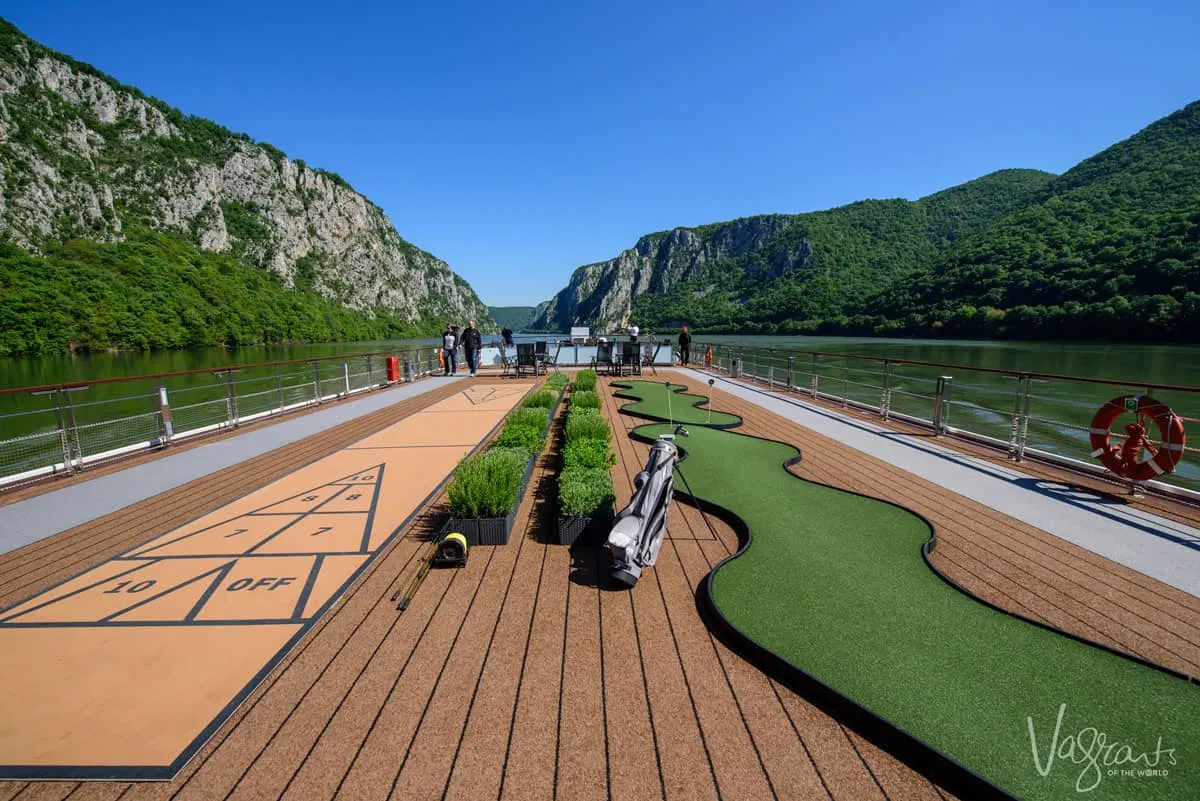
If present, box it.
[613,379,1198,801]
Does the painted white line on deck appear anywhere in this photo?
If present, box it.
[689,370,1200,598]
[0,377,466,557]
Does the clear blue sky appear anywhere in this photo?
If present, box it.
[5,0,1199,306]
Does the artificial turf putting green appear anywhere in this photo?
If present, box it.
[613,379,1198,801]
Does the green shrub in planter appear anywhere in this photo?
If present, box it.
[493,423,544,454]
[522,390,556,409]
[546,373,569,390]
[447,447,530,518]
[570,389,600,409]
[507,407,550,430]
[558,466,616,518]
[562,438,615,470]
[565,408,610,443]
[574,369,598,391]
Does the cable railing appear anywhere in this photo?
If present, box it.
[0,347,446,489]
[699,342,1200,500]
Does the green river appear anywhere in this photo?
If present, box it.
[0,336,1196,489]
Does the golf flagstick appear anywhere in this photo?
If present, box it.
[707,378,714,423]
[666,381,673,428]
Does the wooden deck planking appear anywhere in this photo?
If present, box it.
[0,370,1196,800]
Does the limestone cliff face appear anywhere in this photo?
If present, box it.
[531,215,811,331]
[0,22,491,328]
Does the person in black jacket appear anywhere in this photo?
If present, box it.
[462,320,483,377]
[678,326,692,366]
[501,327,514,347]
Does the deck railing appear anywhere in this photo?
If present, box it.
[0,348,448,489]
[4,341,1198,501]
[697,342,1200,501]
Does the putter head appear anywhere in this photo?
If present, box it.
[674,425,689,437]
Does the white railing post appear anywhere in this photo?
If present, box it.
[156,384,174,445]
[880,361,892,420]
[810,354,819,397]
[1008,375,1032,461]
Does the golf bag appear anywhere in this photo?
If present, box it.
[606,435,680,586]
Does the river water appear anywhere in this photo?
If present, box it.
[1,335,1197,488]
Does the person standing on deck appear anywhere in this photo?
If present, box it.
[442,324,458,376]
[629,323,640,343]
[462,320,482,378]
[678,326,692,366]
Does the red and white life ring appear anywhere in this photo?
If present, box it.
[1088,395,1186,481]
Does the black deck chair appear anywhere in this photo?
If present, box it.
[621,342,641,376]
[515,343,538,377]
[533,341,558,374]
[593,342,613,375]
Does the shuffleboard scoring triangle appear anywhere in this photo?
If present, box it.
[248,463,386,516]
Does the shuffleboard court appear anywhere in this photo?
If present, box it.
[0,384,529,780]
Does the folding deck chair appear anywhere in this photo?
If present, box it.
[499,344,517,377]
[620,342,641,376]
[593,342,613,375]
[515,343,538,377]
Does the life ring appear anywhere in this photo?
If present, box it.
[704,346,713,368]
[1089,395,1186,481]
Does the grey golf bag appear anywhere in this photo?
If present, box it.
[606,434,682,586]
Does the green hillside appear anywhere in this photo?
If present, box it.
[487,306,536,331]
[628,169,1056,333]
[869,101,1200,341]
[0,230,434,356]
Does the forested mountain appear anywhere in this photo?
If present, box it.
[534,100,1199,342]
[531,169,1055,333]
[487,306,536,331]
[870,101,1200,341]
[0,18,493,355]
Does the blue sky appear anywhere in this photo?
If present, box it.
[5,0,1199,306]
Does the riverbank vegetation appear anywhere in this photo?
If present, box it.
[0,229,440,356]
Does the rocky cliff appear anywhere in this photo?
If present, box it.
[531,215,806,331]
[0,19,491,330]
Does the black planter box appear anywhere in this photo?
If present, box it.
[442,386,564,546]
[443,511,516,546]
[556,516,592,546]
[555,502,613,546]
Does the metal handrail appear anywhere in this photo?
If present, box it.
[0,347,409,396]
[701,342,1200,394]
[0,347,442,489]
[701,341,1200,500]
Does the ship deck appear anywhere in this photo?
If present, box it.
[1,369,1197,801]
